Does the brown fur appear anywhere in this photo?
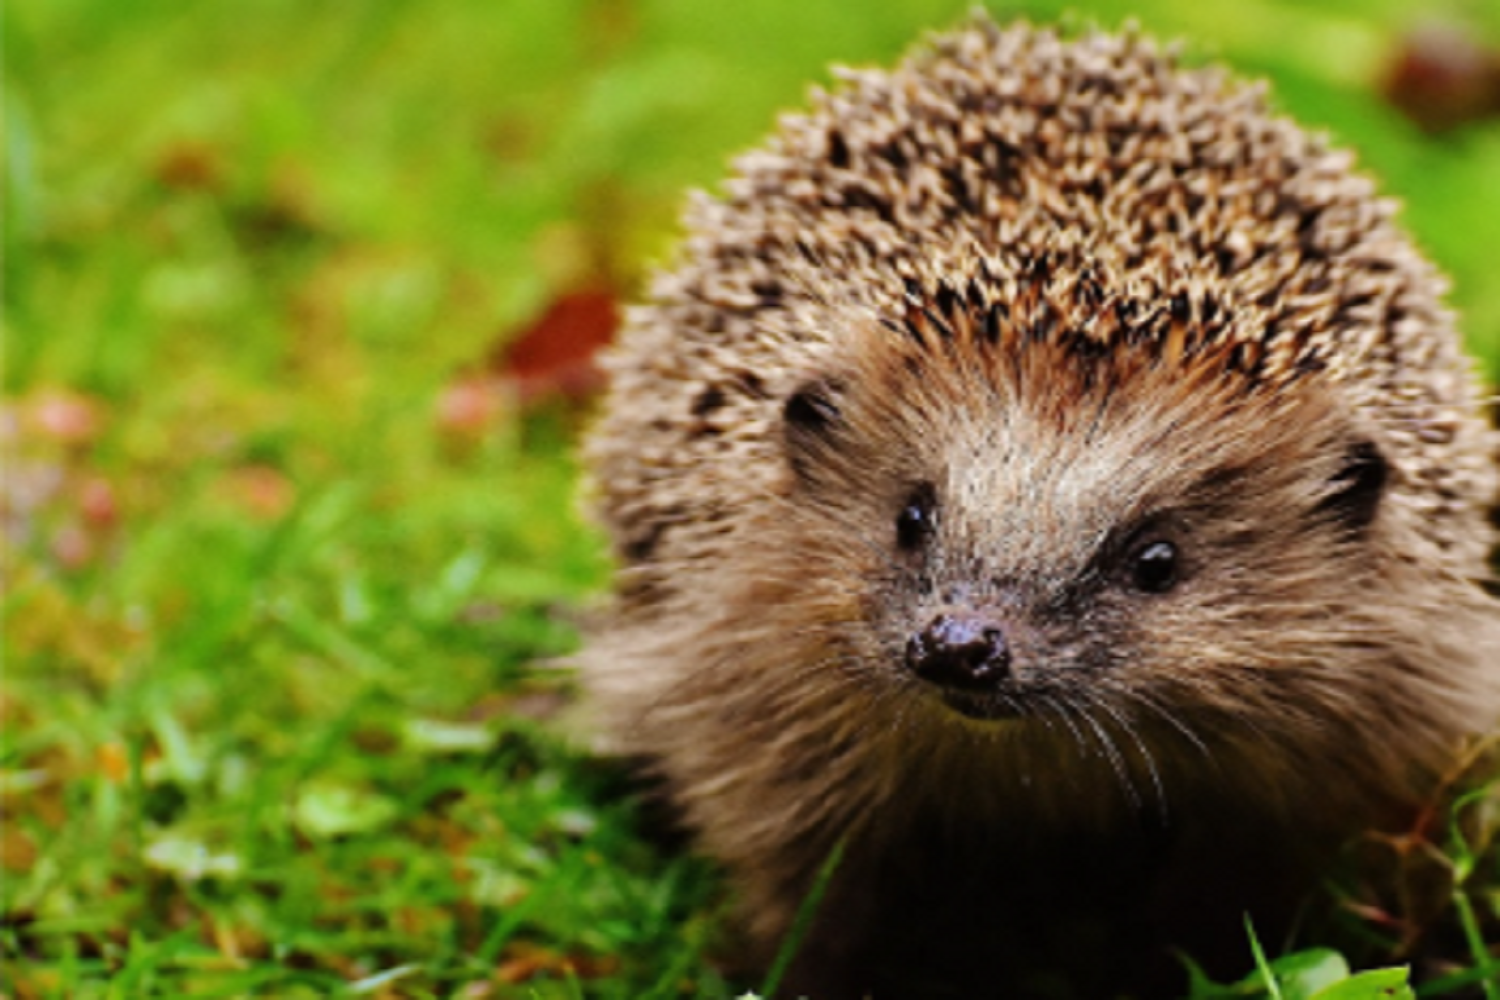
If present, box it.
[580,17,1500,998]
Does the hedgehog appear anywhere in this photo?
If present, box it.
[579,16,1500,997]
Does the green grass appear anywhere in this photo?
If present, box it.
[4,1,1499,997]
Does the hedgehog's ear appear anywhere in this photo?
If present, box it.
[783,377,844,480]
[1318,439,1388,532]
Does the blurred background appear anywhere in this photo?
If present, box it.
[5,1,1500,996]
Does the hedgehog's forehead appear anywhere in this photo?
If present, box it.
[840,312,1316,523]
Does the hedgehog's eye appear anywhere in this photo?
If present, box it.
[1127,539,1180,594]
[895,483,937,551]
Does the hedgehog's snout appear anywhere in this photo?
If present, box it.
[905,612,1013,691]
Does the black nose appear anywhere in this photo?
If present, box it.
[904,613,1012,691]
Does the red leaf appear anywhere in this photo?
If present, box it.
[29,389,103,447]
[219,465,295,520]
[50,522,96,569]
[78,476,119,529]
[493,285,619,403]
[1383,22,1500,133]
[435,376,506,438]
[154,141,226,193]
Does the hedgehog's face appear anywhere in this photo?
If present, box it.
[779,330,1392,733]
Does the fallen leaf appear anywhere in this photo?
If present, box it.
[228,163,326,250]
[1383,22,1500,132]
[77,475,119,528]
[220,464,295,520]
[97,741,130,783]
[435,376,507,439]
[50,521,95,569]
[0,825,38,872]
[154,141,226,193]
[494,941,578,984]
[28,389,103,446]
[492,285,618,403]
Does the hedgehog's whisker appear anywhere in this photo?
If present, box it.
[1113,684,1212,763]
[1042,692,1087,753]
[1093,693,1169,826]
[1075,696,1142,813]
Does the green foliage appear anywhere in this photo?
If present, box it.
[1184,930,1415,1000]
[4,0,1497,996]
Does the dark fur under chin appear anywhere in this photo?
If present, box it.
[717,695,1417,999]
[764,806,1344,1000]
